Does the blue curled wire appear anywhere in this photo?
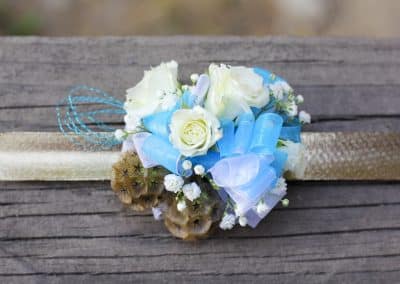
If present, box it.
[56,85,126,150]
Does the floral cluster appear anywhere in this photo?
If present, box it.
[115,61,310,232]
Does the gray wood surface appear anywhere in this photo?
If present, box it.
[0,36,399,283]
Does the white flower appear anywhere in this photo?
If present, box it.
[270,177,287,195]
[169,106,222,157]
[152,207,163,221]
[190,73,199,83]
[234,206,245,217]
[114,129,126,141]
[230,66,270,108]
[256,201,270,216]
[124,114,142,131]
[269,81,292,101]
[182,182,201,201]
[204,64,246,120]
[205,64,268,120]
[287,103,298,117]
[177,200,187,212]
[163,174,184,193]
[238,216,248,227]
[281,198,290,207]
[182,160,192,171]
[296,94,304,103]
[124,60,179,118]
[160,92,179,111]
[299,110,311,124]
[194,164,205,176]
[219,214,236,230]
[281,141,306,178]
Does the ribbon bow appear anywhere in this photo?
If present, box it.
[209,111,288,223]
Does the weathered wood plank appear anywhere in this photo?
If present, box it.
[1,182,399,218]
[1,37,400,132]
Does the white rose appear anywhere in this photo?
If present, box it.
[182,182,201,201]
[163,174,184,193]
[281,141,306,178]
[204,64,269,120]
[204,64,249,120]
[169,106,222,157]
[219,214,236,230]
[230,66,270,108]
[124,60,179,118]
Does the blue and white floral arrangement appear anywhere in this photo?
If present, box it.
[89,61,310,240]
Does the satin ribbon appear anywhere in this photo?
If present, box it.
[209,112,287,216]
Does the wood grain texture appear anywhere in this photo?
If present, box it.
[0,36,399,283]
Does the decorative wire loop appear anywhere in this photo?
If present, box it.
[56,85,126,150]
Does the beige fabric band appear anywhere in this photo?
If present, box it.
[0,132,399,181]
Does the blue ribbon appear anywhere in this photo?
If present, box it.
[209,112,287,215]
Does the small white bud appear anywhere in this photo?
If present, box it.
[219,214,236,230]
[114,129,126,141]
[238,216,248,227]
[152,207,163,221]
[182,160,192,170]
[296,94,304,103]
[182,182,201,201]
[287,104,298,117]
[181,85,189,91]
[256,201,270,216]
[234,206,246,217]
[281,198,290,207]
[177,200,186,212]
[190,73,199,83]
[163,174,184,193]
[124,114,142,131]
[193,164,205,176]
[299,110,311,124]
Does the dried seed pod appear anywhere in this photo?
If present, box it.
[111,152,167,211]
[163,177,223,240]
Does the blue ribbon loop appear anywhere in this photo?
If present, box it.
[250,113,283,155]
[233,112,255,155]
[141,134,184,175]
[142,111,172,139]
[209,112,286,215]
